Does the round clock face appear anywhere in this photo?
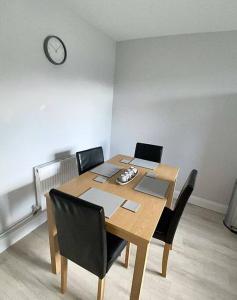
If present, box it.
[43,36,67,65]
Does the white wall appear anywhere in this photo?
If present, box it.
[111,32,237,210]
[0,0,115,239]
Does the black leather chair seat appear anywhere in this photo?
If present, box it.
[50,188,130,298]
[152,170,197,277]
[153,207,173,242]
[106,232,127,271]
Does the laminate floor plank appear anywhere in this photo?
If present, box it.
[0,204,236,300]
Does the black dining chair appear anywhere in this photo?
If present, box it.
[153,169,198,277]
[76,146,104,175]
[134,142,163,163]
[49,188,130,300]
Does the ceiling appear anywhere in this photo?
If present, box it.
[72,0,237,41]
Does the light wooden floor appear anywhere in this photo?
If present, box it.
[0,204,237,300]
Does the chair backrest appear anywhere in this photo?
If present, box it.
[134,142,163,163]
[76,146,104,175]
[166,169,198,244]
[49,188,107,279]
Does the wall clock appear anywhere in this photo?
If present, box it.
[43,35,67,65]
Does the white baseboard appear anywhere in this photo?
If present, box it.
[174,191,227,215]
[0,211,47,254]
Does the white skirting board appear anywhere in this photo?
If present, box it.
[0,211,47,254]
[174,191,228,215]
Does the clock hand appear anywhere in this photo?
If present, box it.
[49,42,56,51]
[55,44,62,52]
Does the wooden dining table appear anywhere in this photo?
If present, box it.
[45,154,179,300]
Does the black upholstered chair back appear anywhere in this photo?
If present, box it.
[76,146,104,175]
[49,189,107,279]
[134,142,163,163]
[166,170,198,244]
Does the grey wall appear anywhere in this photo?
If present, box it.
[111,32,237,206]
[0,0,115,233]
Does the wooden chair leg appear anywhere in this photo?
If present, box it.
[61,256,68,294]
[162,243,171,278]
[97,278,105,300]
[124,242,130,268]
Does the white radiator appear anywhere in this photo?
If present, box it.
[34,155,78,210]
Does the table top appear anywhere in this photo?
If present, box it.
[48,155,179,245]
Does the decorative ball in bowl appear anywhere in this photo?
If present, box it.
[116,166,138,185]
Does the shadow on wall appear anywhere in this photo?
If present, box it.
[54,150,72,160]
[111,93,237,205]
[193,97,237,205]
[0,149,75,246]
[0,182,35,247]
[156,95,237,205]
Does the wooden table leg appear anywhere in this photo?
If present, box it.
[124,242,131,268]
[130,242,149,300]
[166,180,176,209]
[46,195,60,274]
